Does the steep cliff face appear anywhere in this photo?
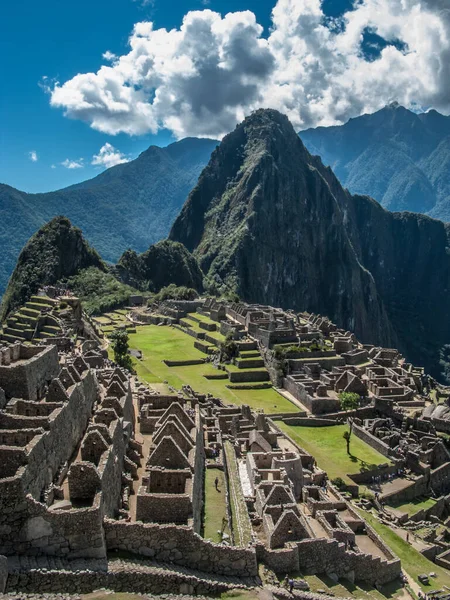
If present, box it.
[170,109,450,379]
[171,109,395,349]
[116,240,204,293]
[0,216,105,320]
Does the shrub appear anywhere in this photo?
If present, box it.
[338,391,360,411]
[331,477,346,490]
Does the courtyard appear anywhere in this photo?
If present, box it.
[127,325,298,414]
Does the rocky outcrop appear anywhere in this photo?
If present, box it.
[116,240,204,293]
[0,217,105,320]
[170,109,450,379]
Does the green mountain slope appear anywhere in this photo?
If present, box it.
[0,137,217,297]
[0,216,105,320]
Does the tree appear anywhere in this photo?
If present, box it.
[343,418,354,455]
[343,430,351,455]
[110,329,133,371]
[339,391,360,412]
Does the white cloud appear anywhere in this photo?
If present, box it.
[92,143,130,169]
[61,158,84,169]
[49,0,450,138]
[51,164,56,169]
[28,151,38,162]
[102,51,117,62]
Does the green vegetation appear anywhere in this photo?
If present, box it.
[117,240,204,293]
[301,573,404,600]
[203,468,230,542]
[110,329,133,371]
[0,137,217,299]
[153,284,199,302]
[360,509,450,591]
[223,441,252,547]
[279,423,391,484]
[66,267,136,315]
[388,497,436,516]
[127,325,297,413]
[0,216,104,320]
[339,391,361,411]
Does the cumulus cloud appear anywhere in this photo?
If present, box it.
[102,51,117,62]
[92,143,130,168]
[49,0,450,138]
[61,158,84,169]
[28,151,38,162]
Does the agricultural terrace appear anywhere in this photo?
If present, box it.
[127,325,298,414]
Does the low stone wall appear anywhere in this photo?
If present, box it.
[104,520,257,577]
[296,538,400,585]
[163,359,205,367]
[256,543,299,574]
[228,370,270,383]
[282,417,336,427]
[5,560,241,596]
[348,465,398,485]
[407,496,448,523]
[352,423,392,459]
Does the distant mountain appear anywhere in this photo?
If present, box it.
[0,137,218,297]
[170,109,450,380]
[300,103,450,219]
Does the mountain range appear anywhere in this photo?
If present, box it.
[300,102,450,219]
[170,109,450,380]
[0,137,217,297]
[2,103,450,302]
[2,108,450,381]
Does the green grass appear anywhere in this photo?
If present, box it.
[203,468,230,542]
[191,312,217,324]
[389,497,437,516]
[360,509,450,591]
[127,325,298,413]
[278,424,392,484]
[301,573,404,600]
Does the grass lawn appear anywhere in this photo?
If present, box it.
[203,468,230,542]
[389,497,436,516]
[278,423,392,484]
[301,573,404,600]
[127,325,298,414]
[360,509,450,591]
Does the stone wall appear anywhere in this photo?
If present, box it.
[5,558,239,596]
[0,556,7,593]
[104,519,257,577]
[0,371,98,556]
[0,346,59,401]
[296,538,400,585]
[352,423,392,459]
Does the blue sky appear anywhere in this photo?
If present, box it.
[0,0,353,193]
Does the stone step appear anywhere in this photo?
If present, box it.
[3,327,28,340]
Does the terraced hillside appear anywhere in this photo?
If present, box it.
[0,295,63,344]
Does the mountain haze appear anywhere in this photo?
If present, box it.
[0,137,218,297]
[300,103,450,220]
[170,109,450,380]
